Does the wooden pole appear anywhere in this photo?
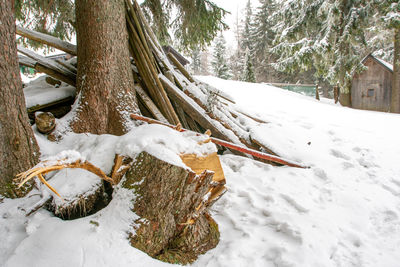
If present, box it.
[167,52,195,83]
[16,26,77,55]
[35,64,76,86]
[315,84,320,101]
[130,113,308,168]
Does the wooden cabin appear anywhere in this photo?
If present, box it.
[351,54,393,112]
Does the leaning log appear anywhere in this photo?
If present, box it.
[16,26,77,55]
[159,74,243,145]
[130,113,308,168]
[18,46,76,86]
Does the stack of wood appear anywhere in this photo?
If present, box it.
[16,0,305,168]
[15,0,307,263]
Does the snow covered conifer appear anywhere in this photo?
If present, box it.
[212,33,232,79]
[378,1,400,113]
[241,0,256,55]
[272,0,374,106]
[190,46,201,75]
[252,0,276,81]
[242,48,256,82]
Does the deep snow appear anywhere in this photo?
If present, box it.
[1,76,400,267]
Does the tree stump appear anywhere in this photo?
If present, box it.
[123,151,221,264]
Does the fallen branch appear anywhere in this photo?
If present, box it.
[130,113,308,168]
[15,159,115,199]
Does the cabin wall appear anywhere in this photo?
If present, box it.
[351,58,392,112]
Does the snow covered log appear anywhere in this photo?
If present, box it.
[124,151,221,264]
[16,26,77,56]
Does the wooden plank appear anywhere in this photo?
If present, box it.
[135,85,168,123]
[167,52,195,83]
[125,10,180,125]
[27,96,74,113]
[18,55,36,68]
[231,109,268,124]
[159,74,245,149]
[18,46,76,83]
[55,59,77,74]
[16,26,77,55]
[130,113,308,169]
[35,64,76,86]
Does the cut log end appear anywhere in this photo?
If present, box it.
[124,151,221,265]
[35,112,56,134]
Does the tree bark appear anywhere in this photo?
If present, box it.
[391,28,400,113]
[71,0,139,136]
[124,152,220,264]
[0,1,40,197]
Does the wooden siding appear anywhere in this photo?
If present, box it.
[351,57,393,112]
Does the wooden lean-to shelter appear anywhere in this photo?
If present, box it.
[351,54,394,112]
[14,0,308,263]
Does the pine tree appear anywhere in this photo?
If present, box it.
[377,1,400,113]
[190,46,201,75]
[238,0,257,82]
[241,0,255,55]
[253,0,276,82]
[141,0,228,50]
[200,50,211,75]
[242,48,256,82]
[212,33,231,79]
[272,0,375,106]
[15,0,75,49]
[230,10,245,80]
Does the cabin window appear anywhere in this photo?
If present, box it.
[367,89,375,97]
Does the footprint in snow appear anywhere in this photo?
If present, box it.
[280,194,309,213]
[313,168,328,181]
[330,149,351,160]
[267,219,303,244]
[370,209,399,236]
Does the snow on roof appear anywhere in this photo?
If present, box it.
[374,57,393,72]
[362,54,393,72]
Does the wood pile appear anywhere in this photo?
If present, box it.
[16,0,306,169]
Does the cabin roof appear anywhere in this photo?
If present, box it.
[361,54,393,73]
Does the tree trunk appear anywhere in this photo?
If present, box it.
[391,28,400,113]
[337,0,352,107]
[71,0,139,136]
[0,1,40,197]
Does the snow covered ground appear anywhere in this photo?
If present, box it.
[2,76,400,267]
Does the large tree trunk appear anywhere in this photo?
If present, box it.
[0,1,40,197]
[71,0,139,136]
[391,28,400,113]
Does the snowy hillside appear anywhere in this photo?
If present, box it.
[2,77,400,267]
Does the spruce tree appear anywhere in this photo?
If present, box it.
[200,50,211,75]
[15,0,75,49]
[253,0,276,82]
[378,1,400,113]
[0,0,40,197]
[230,11,245,80]
[190,46,201,75]
[242,48,256,82]
[272,0,374,106]
[211,33,231,79]
[238,0,257,82]
[141,0,228,50]
[241,0,255,55]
